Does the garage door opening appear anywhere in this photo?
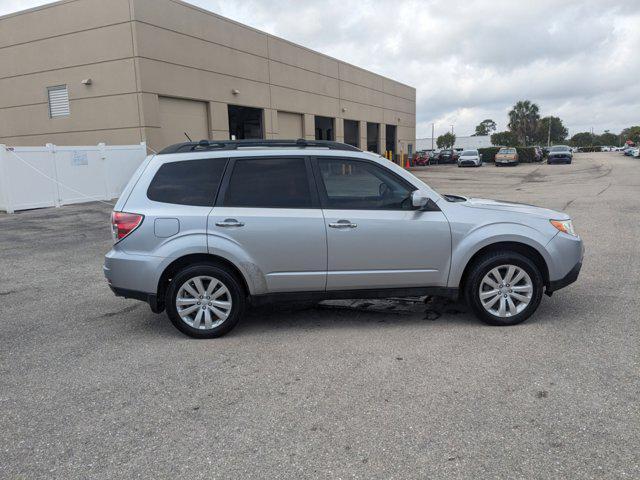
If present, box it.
[385,125,397,155]
[315,116,334,141]
[228,105,263,140]
[344,120,359,148]
[367,122,379,153]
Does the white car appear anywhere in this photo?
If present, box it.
[457,149,482,167]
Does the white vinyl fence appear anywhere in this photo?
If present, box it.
[0,143,147,213]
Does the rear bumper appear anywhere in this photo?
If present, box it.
[104,248,165,312]
[109,286,163,313]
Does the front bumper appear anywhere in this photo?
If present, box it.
[548,155,572,163]
[545,233,584,293]
[547,262,582,293]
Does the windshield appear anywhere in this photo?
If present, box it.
[499,148,516,154]
[461,150,477,156]
[550,146,570,152]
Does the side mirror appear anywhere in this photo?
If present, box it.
[411,190,430,209]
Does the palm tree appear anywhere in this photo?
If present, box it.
[508,100,540,146]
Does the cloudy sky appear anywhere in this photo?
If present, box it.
[2,0,638,138]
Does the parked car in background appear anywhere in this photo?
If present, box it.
[630,147,639,158]
[495,147,519,166]
[457,149,482,167]
[623,146,635,156]
[437,149,456,164]
[548,145,573,164]
[413,151,429,166]
[104,139,583,337]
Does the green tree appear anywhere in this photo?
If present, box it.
[436,132,456,149]
[536,116,568,145]
[473,119,497,136]
[621,126,640,144]
[570,132,595,147]
[597,130,618,146]
[490,130,517,147]
[508,100,540,145]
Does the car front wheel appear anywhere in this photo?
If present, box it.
[465,251,544,326]
[166,264,245,338]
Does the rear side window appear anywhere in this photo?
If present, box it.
[147,159,226,206]
[223,157,311,208]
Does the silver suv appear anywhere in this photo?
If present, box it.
[104,139,583,338]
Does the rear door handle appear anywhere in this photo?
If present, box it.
[329,220,357,229]
[215,218,245,228]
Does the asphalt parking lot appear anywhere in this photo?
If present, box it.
[1,152,638,479]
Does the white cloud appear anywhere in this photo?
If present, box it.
[2,0,638,137]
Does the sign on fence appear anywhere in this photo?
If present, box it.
[0,143,148,213]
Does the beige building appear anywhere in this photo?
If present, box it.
[0,0,416,155]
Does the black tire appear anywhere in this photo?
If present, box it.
[165,263,246,338]
[465,251,544,326]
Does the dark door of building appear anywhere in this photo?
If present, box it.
[315,116,334,141]
[228,105,264,139]
[367,122,379,153]
[344,119,359,148]
[385,125,397,155]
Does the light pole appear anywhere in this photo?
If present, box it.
[431,123,434,151]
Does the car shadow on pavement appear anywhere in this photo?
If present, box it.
[230,296,480,336]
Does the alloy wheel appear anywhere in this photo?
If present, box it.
[176,275,232,329]
[479,264,533,318]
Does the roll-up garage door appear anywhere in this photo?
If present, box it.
[277,111,303,139]
[158,97,209,147]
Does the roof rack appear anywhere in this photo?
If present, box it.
[157,138,361,155]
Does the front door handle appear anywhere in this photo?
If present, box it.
[215,218,245,228]
[329,220,357,229]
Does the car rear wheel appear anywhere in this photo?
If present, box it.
[166,264,245,338]
[465,251,544,326]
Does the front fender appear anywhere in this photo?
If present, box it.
[447,222,553,288]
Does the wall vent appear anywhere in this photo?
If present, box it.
[47,85,70,117]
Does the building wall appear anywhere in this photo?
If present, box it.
[0,0,143,146]
[0,0,416,153]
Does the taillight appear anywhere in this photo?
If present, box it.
[111,212,144,242]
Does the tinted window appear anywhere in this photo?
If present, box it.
[462,150,477,156]
[318,159,413,210]
[223,157,311,208]
[147,159,226,206]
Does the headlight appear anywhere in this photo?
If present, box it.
[550,219,576,236]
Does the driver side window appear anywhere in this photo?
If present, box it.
[317,158,414,210]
